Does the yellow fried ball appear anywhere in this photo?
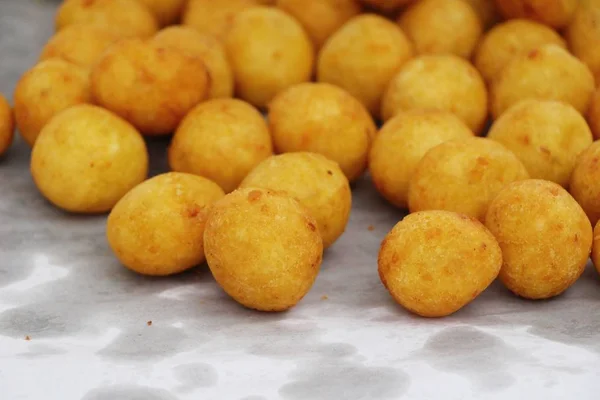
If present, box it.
[39,25,120,68]
[566,0,600,86]
[488,100,593,187]
[462,0,501,30]
[588,88,600,140]
[137,0,187,26]
[0,94,14,156]
[91,39,210,136]
[408,137,529,221]
[591,220,600,277]
[204,188,323,312]
[378,210,502,318]
[369,110,473,209]
[107,172,225,276]
[495,0,577,29]
[276,0,362,49]
[381,55,488,134]
[485,179,592,299]
[317,14,414,117]
[182,0,260,41]
[225,7,314,109]
[30,105,148,213]
[474,19,567,84]
[169,99,273,193]
[570,141,600,226]
[240,152,351,249]
[268,82,376,182]
[55,0,158,39]
[398,0,482,59]
[359,0,414,13]
[153,26,233,99]
[491,44,595,119]
[14,59,91,146]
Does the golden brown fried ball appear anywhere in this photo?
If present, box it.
[566,0,600,86]
[398,0,482,59]
[240,152,351,249]
[378,210,502,317]
[276,0,362,49]
[153,26,233,99]
[592,220,600,277]
[107,172,225,276]
[462,0,501,30]
[55,0,158,38]
[381,55,488,134]
[268,82,376,182]
[169,99,273,193]
[317,14,413,118]
[204,188,323,312]
[39,25,120,68]
[359,0,414,13]
[0,94,14,156]
[486,179,592,299]
[495,0,577,29]
[369,110,473,209]
[137,0,187,26]
[91,39,210,136]
[182,0,260,41]
[588,88,600,140]
[474,19,567,84]
[408,137,529,221]
[14,59,91,146]
[488,100,593,187]
[491,45,595,119]
[569,141,600,226]
[225,7,314,109]
[30,105,148,213]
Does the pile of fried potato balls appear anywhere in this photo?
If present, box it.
[3,0,600,316]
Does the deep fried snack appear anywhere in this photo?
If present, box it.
[268,82,376,182]
[486,179,592,299]
[488,99,593,187]
[14,59,91,146]
[204,188,323,312]
[591,220,600,277]
[182,0,260,41]
[566,0,600,86]
[107,172,225,276]
[30,105,148,213]
[169,99,273,193]
[494,0,578,29]
[137,0,187,26]
[0,94,14,156]
[241,152,351,249]
[378,210,502,317]
[588,87,600,140]
[91,39,210,135]
[569,141,600,226]
[462,0,501,30]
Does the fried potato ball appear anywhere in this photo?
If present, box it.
[39,25,120,68]
[268,82,376,182]
[0,94,14,156]
[317,14,413,117]
[592,221,600,277]
[182,0,260,41]
[491,45,595,119]
[30,105,148,213]
[169,99,273,193]
[408,137,529,221]
[359,0,414,13]
[55,0,158,38]
[204,188,323,312]
[240,152,351,249]
[462,0,501,30]
[276,0,362,49]
[486,179,592,299]
[381,55,488,133]
[91,39,210,136]
[137,0,187,26]
[474,19,567,84]
[14,59,91,146]
[588,88,600,140]
[378,210,502,318]
[369,110,473,209]
[495,0,577,29]
[398,0,482,59]
[488,100,593,187]
[107,172,225,276]
[225,7,314,109]
[153,26,233,99]
[566,0,600,86]
[569,141,600,226]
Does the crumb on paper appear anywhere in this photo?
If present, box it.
[321,295,328,300]
[147,320,152,326]
[25,335,31,341]
[368,225,375,231]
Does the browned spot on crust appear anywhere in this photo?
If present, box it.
[549,186,560,196]
[89,161,95,167]
[82,0,96,7]
[187,206,200,218]
[391,253,399,263]
[521,135,531,145]
[247,190,262,202]
[527,48,540,59]
[574,233,579,242]
[368,225,375,231]
[476,156,490,167]
[327,170,333,176]
[481,242,487,250]
[308,222,316,231]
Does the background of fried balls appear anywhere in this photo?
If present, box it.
[2,0,600,316]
